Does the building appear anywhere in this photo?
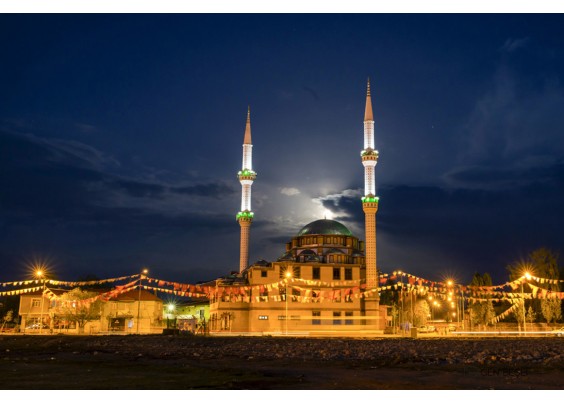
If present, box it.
[209,81,388,335]
[18,288,164,334]
[103,289,163,334]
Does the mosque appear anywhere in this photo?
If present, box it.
[208,80,390,334]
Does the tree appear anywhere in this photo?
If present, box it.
[507,248,562,324]
[55,288,103,333]
[468,272,496,329]
[541,298,562,324]
[526,306,536,324]
[413,299,430,327]
[1,310,13,332]
[507,248,560,281]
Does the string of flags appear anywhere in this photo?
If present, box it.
[2,271,563,304]
[489,301,521,324]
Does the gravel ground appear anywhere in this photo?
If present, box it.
[0,335,562,389]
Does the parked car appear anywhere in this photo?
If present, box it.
[417,325,436,333]
[446,324,457,331]
[25,323,49,330]
[551,327,564,337]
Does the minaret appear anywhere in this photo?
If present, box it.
[236,106,256,273]
[360,79,380,325]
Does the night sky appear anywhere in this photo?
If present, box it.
[1,14,563,285]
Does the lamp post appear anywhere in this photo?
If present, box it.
[285,270,292,335]
[398,271,404,334]
[460,286,465,330]
[521,272,531,335]
[36,269,45,335]
[137,268,148,334]
[167,303,176,329]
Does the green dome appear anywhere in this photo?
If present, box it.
[297,219,353,237]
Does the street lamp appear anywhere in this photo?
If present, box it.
[167,303,176,329]
[397,270,405,334]
[285,270,292,335]
[521,271,531,335]
[137,268,149,334]
[35,269,46,334]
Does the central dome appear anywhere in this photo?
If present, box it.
[297,219,353,237]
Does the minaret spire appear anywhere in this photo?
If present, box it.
[237,106,257,273]
[244,105,252,145]
[360,78,380,328]
[364,78,373,122]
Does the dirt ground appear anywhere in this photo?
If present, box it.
[0,334,562,390]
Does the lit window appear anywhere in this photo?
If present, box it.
[258,315,268,320]
[312,311,321,325]
[333,312,342,325]
[312,289,320,303]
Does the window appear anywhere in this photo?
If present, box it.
[333,311,342,325]
[312,311,321,325]
[293,266,301,279]
[278,315,287,320]
[31,299,41,308]
[292,288,300,302]
[345,289,353,303]
[312,267,320,280]
[312,289,320,303]
[334,289,341,303]
[345,268,352,280]
[261,270,267,278]
[258,315,269,320]
[345,312,353,325]
[333,268,341,280]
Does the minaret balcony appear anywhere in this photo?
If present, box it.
[236,210,254,222]
[237,169,257,181]
[360,148,379,161]
[361,195,379,210]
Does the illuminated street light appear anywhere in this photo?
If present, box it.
[167,303,176,329]
[521,271,531,334]
[397,270,405,334]
[34,268,46,334]
[285,270,292,335]
[137,268,149,334]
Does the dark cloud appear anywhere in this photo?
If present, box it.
[318,175,564,283]
[500,37,531,53]
[443,160,564,189]
[171,183,234,198]
[266,235,293,245]
[0,130,241,281]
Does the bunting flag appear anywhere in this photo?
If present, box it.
[0,286,42,296]
[3,271,564,305]
[47,274,139,287]
[1,279,44,288]
[489,302,520,324]
[141,284,208,298]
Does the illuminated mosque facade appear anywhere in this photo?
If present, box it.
[209,80,389,334]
